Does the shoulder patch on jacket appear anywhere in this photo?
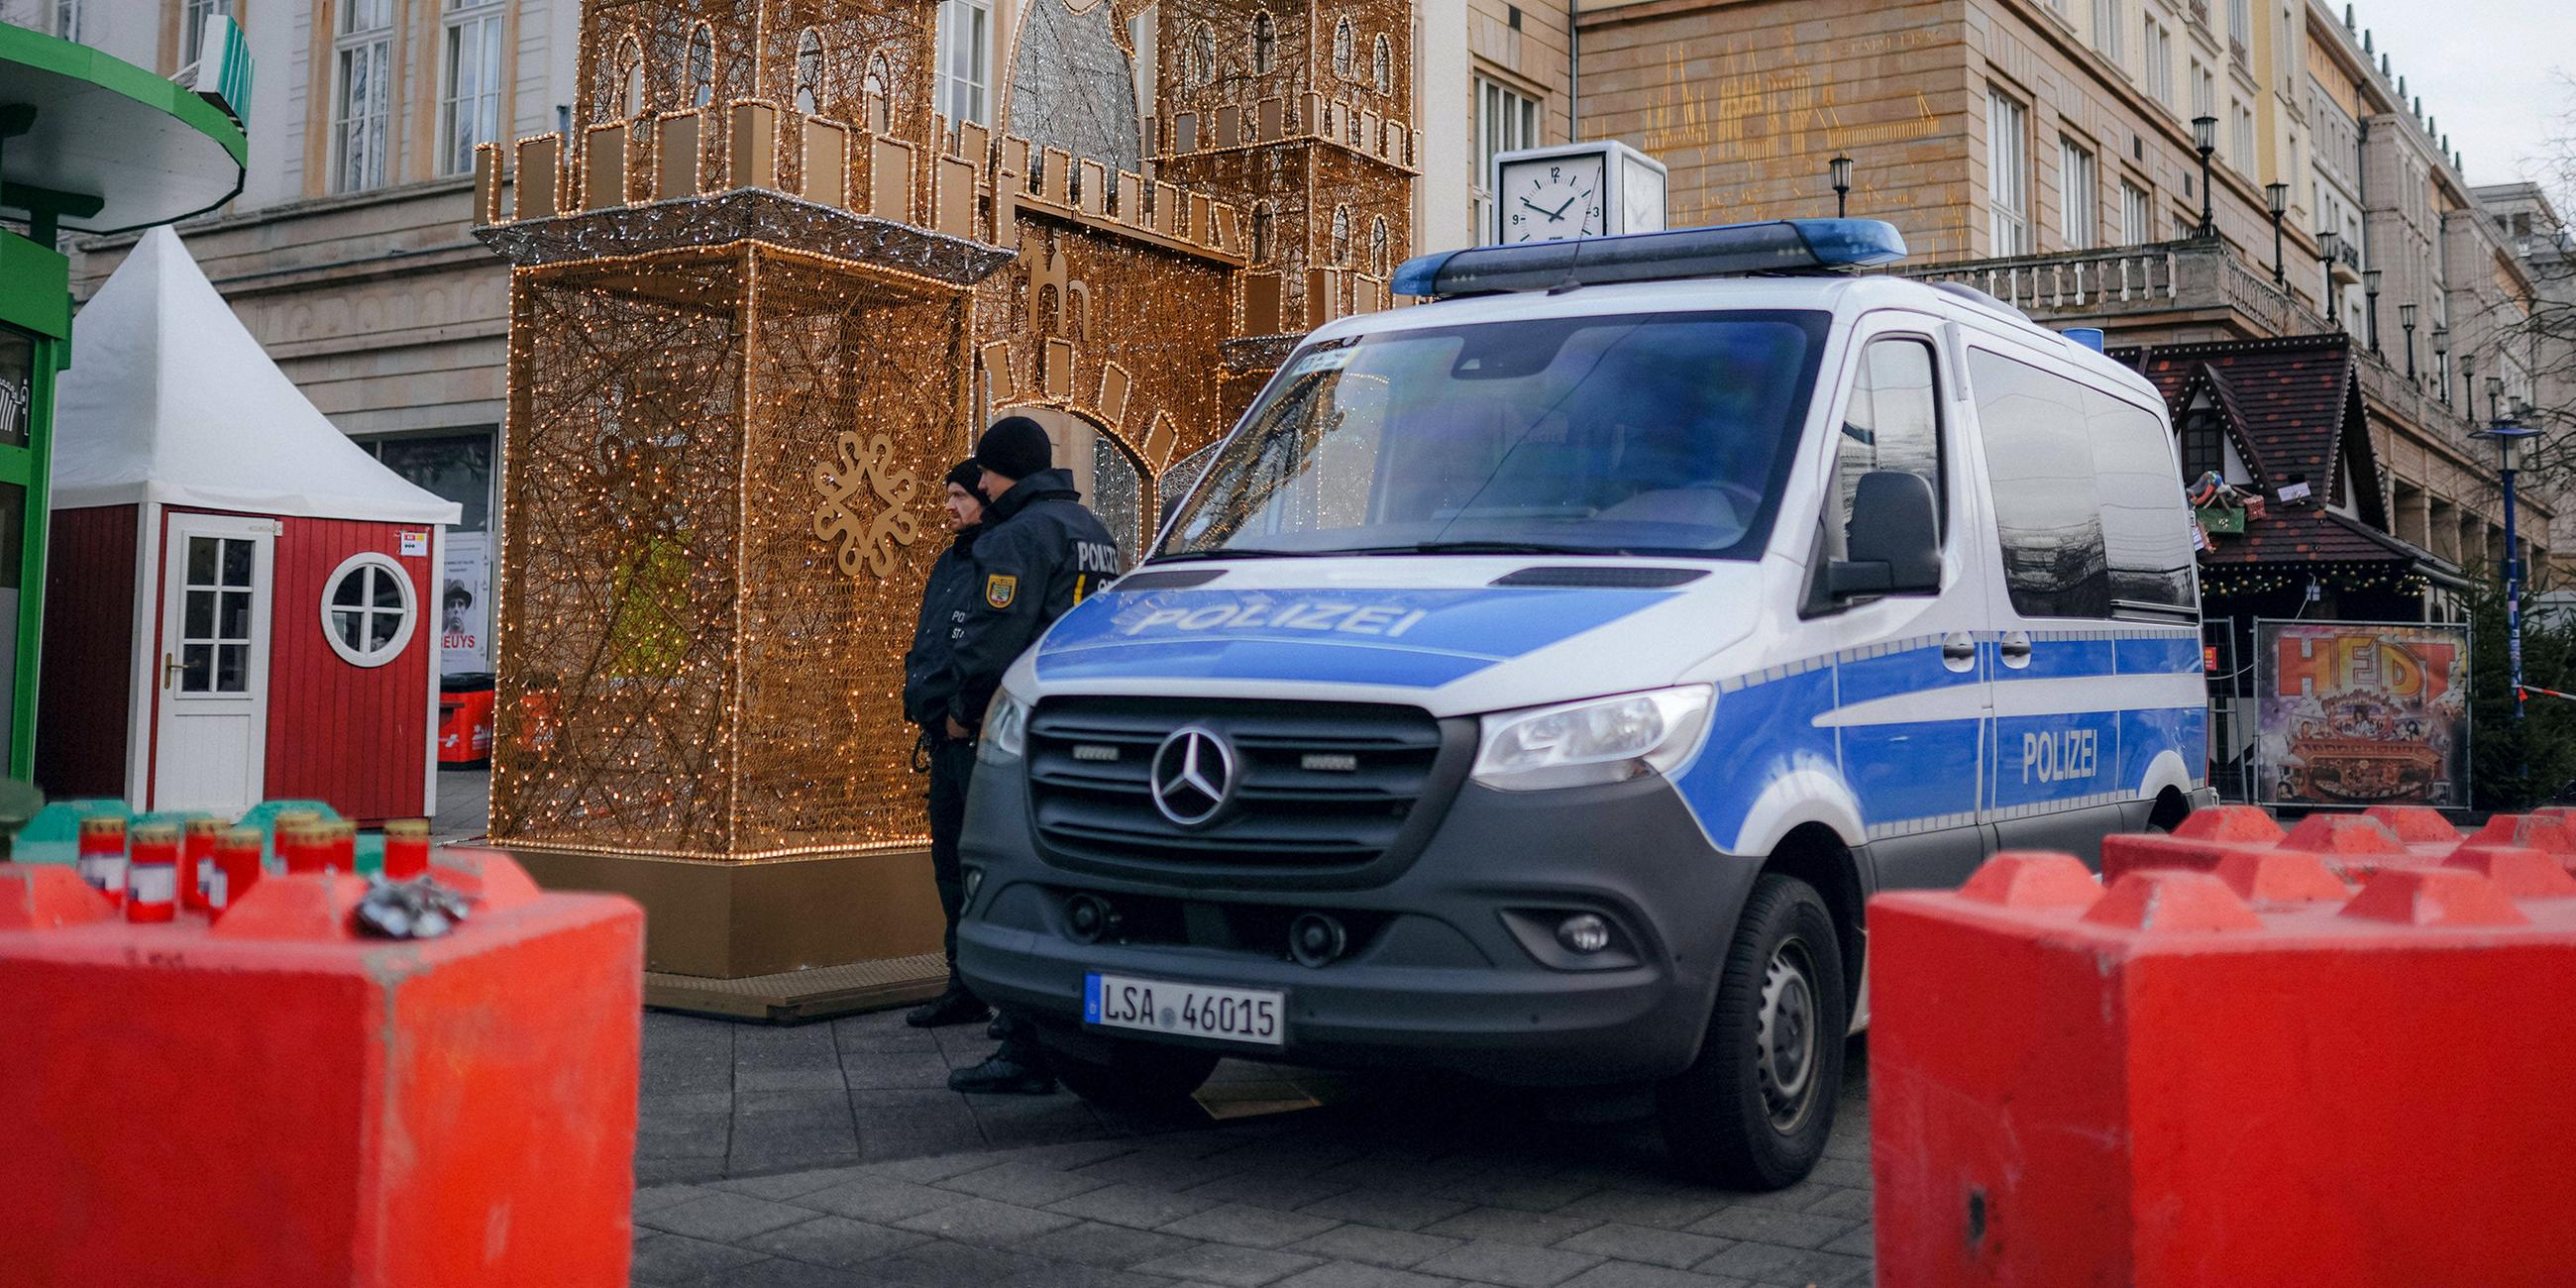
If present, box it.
[985,574,1018,609]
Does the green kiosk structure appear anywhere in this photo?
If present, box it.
[0,25,246,777]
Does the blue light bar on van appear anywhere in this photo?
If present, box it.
[1391,219,1908,298]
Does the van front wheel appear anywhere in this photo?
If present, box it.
[1657,873,1848,1189]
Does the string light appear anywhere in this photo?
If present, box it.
[478,0,1415,861]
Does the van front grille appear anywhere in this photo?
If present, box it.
[1022,697,1469,887]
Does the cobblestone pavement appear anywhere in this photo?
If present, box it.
[633,1008,1876,1287]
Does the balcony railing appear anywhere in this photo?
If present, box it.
[1897,244,2181,314]
[1894,237,2344,340]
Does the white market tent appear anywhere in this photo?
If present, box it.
[53,225,460,525]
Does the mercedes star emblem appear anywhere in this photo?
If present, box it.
[1150,726,1236,827]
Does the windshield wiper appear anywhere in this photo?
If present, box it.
[1344,540,1629,557]
[1143,548,1325,564]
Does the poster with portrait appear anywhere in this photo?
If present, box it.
[2253,620,2469,807]
[441,531,491,675]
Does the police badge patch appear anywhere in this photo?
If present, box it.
[985,574,1018,608]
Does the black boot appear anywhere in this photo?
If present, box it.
[948,1034,1055,1095]
[905,990,991,1028]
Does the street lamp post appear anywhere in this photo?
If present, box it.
[2315,230,2343,326]
[2431,327,2449,406]
[2400,303,2417,382]
[1829,155,1852,218]
[2192,117,2219,237]
[2266,182,2289,286]
[2363,268,2383,354]
[2478,397,2542,747]
[2463,353,2479,416]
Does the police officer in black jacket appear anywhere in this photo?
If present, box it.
[942,416,1126,1095]
[901,461,993,1029]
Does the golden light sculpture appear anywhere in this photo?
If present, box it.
[472,0,1416,989]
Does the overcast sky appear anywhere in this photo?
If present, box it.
[2344,0,2574,196]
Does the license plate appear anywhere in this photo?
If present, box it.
[1085,973,1285,1046]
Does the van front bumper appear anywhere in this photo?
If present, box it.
[955,761,1759,1088]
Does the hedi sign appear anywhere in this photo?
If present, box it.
[2272,629,2458,705]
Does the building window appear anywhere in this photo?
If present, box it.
[795,30,825,113]
[333,0,394,193]
[439,0,506,175]
[2230,101,2254,170]
[1252,11,1276,74]
[2144,18,2172,107]
[1192,23,1216,86]
[321,553,418,669]
[2120,179,2150,245]
[1251,201,1274,262]
[615,34,644,117]
[2227,0,2251,57]
[54,0,79,44]
[1987,87,2030,256]
[937,0,989,124]
[1330,204,1350,264]
[2180,401,2223,480]
[1368,215,1390,275]
[180,0,227,65]
[2191,59,2211,120]
[685,23,715,108]
[1333,17,1354,79]
[1473,76,1538,244]
[2091,0,2121,61]
[2060,138,2097,249]
[1373,35,1393,96]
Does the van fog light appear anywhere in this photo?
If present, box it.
[1289,913,1348,967]
[1066,894,1117,944]
[1556,913,1612,954]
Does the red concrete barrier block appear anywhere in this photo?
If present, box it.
[0,856,644,1287]
[1871,859,2576,1287]
[2363,804,2462,844]
[2465,813,2576,856]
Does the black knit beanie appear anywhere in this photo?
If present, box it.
[943,459,987,498]
[974,416,1054,483]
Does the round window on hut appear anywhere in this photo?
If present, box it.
[321,552,417,668]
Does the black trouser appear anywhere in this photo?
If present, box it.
[926,735,978,999]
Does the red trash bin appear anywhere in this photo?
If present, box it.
[439,671,497,767]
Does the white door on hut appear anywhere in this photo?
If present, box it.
[153,513,274,814]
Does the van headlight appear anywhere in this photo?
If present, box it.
[977,691,1029,766]
[1470,686,1715,792]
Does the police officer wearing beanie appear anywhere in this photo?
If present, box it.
[942,415,1125,1095]
[900,461,993,1029]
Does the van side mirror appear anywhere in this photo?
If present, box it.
[1828,471,1942,598]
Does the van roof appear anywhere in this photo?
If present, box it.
[1312,271,2164,406]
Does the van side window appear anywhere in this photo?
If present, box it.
[1969,350,2111,617]
[1829,338,1942,560]
[1969,349,2191,618]
[2088,391,2196,609]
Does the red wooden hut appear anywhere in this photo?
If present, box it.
[36,227,461,822]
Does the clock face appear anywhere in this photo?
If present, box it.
[1622,156,1667,234]
[1502,155,1607,243]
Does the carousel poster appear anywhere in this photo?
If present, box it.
[2254,620,2470,807]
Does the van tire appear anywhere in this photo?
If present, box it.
[1042,1034,1221,1110]
[1657,873,1847,1190]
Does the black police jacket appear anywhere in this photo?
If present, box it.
[901,524,981,728]
[942,468,1124,729]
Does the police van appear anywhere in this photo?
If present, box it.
[956,219,2211,1188]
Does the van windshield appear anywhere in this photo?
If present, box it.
[1157,309,1831,561]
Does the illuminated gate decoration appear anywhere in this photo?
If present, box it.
[475,0,1414,863]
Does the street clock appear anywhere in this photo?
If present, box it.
[1491,140,1668,245]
